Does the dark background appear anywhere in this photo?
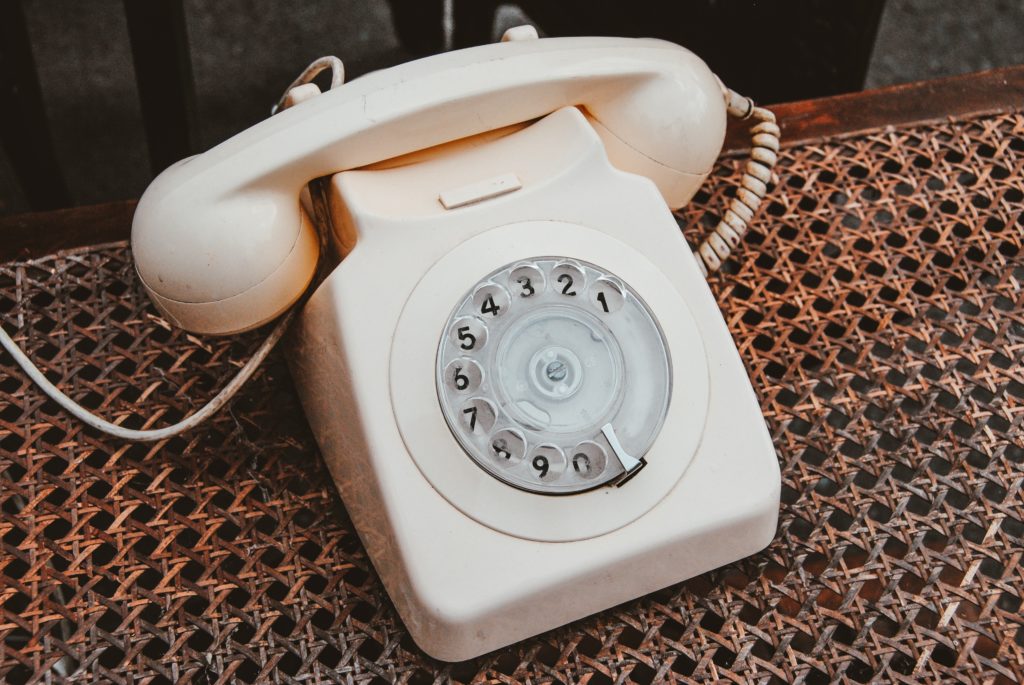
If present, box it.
[1,0,1022,217]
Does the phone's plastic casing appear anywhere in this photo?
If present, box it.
[287,106,780,661]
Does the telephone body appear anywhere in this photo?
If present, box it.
[131,33,780,660]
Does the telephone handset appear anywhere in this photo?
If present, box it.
[130,34,758,335]
[0,29,782,660]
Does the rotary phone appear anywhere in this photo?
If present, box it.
[1,28,782,660]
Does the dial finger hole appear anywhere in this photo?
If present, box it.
[449,316,487,352]
[551,261,585,298]
[444,358,482,393]
[590,277,625,314]
[460,398,496,436]
[472,283,511,318]
[570,440,608,480]
[529,444,566,481]
[508,263,545,299]
[488,428,526,467]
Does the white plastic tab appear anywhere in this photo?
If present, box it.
[439,173,522,209]
[282,83,322,110]
[501,25,539,42]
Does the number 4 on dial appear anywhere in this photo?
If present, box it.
[480,294,500,316]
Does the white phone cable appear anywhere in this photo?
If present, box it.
[0,58,345,442]
[0,309,297,442]
[692,89,780,277]
[0,57,772,442]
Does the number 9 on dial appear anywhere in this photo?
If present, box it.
[530,444,566,480]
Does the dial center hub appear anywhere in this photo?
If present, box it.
[531,346,582,399]
[495,307,621,435]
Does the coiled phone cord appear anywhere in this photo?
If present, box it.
[693,89,780,277]
[0,57,775,442]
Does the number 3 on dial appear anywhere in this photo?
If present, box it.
[509,264,544,299]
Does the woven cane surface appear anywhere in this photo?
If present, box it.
[1,110,1023,684]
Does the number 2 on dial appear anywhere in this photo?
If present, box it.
[558,273,576,296]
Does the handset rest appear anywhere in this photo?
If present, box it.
[131,36,727,334]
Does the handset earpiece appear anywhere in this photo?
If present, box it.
[132,179,320,335]
[131,36,730,335]
[583,69,727,208]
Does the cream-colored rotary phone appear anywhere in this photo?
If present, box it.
[1,28,781,660]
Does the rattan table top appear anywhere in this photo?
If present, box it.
[1,79,1023,683]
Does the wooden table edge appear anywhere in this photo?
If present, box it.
[724,64,1024,152]
[1,65,1021,262]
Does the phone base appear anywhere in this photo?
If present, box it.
[287,107,779,660]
